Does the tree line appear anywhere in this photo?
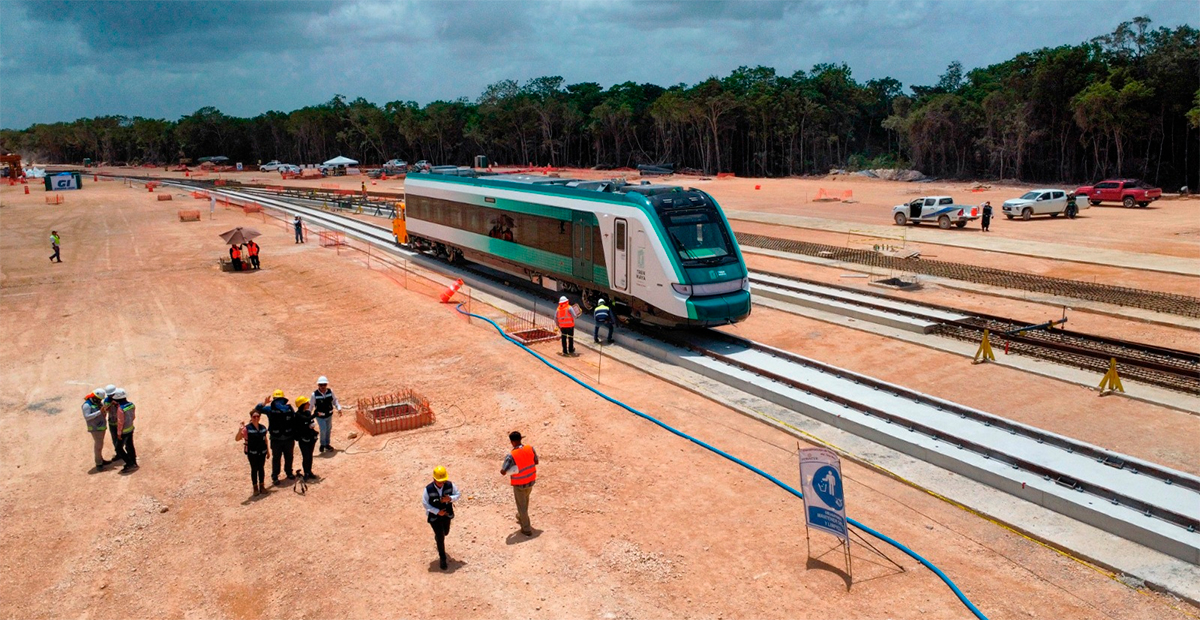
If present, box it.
[2,17,1196,188]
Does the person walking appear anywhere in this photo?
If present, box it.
[555,296,577,356]
[311,376,341,453]
[500,431,538,536]
[980,202,993,232]
[112,388,138,472]
[49,230,62,263]
[229,244,243,271]
[294,216,305,244]
[256,390,296,485]
[102,384,127,465]
[246,239,261,269]
[82,388,113,471]
[422,465,460,570]
[593,298,615,344]
[236,410,270,495]
[293,396,318,480]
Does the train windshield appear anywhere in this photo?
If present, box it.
[660,209,736,264]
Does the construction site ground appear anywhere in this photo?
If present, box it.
[3,175,1196,619]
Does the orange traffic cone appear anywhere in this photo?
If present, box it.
[440,278,464,303]
[93,175,98,182]
[24,185,30,194]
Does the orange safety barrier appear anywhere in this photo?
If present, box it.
[318,230,346,247]
[191,191,209,199]
[841,190,854,201]
[46,194,64,204]
[356,390,435,436]
[214,179,226,186]
[157,193,173,201]
[178,210,201,222]
[242,203,262,213]
[716,172,736,179]
[146,181,159,192]
[813,188,839,202]
[440,278,464,303]
[24,185,29,195]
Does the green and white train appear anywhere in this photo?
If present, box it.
[403,172,752,327]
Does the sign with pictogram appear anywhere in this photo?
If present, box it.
[799,447,848,542]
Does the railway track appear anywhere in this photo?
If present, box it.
[749,271,1200,394]
[184,181,1200,562]
[737,232,1200,318]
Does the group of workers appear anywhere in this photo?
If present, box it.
[235,376,342,495]
[555,296,616,356]
[81,385,139,473]
[228,239,261,271]
[424,431,539,570]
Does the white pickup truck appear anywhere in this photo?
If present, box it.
[1001,189,1086,219]
[892,196,981,229]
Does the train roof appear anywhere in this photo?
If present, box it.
[410,171,701,205]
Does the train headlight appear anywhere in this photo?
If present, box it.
[671,283,692,296]
[741,277,750,291]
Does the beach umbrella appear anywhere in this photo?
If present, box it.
[219,227,261,246]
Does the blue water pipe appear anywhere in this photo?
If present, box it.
[457,304,987,620]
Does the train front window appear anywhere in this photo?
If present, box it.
[661,209,734,264]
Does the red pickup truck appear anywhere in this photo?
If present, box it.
[1074,179,1162,208]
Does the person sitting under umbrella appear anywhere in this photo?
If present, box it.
[229,243,243,271]
[219,227,262,272]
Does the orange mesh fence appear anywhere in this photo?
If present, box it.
[356,390,435,435]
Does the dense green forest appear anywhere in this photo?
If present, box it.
[2,18,1197,188]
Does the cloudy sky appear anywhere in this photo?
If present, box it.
[0,0,1192,129]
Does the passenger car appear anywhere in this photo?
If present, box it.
[259,160,283,171]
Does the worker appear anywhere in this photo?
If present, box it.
[236,410,270,496]
[294,216,305,244]
[112,388,138,472]
[246,239,261,270]
[82,388,113,471]
[293,396,318,480]
[500,431,538,536]
[229,244,243,271]
[555,296,577,356]
[312,376,341,453]
[1065,192,1079,219]
[49,230,62,263]
[980,202,993,232]
[423,465,460,570]
[256,390,296,485]
[593,298,615,344]
[102,384,126,465]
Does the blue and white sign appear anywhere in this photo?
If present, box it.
[52,173,78,190]
[799,447,848,542]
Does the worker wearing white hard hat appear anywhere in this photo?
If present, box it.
[555,296,578,356]
[312,375,341,453]
[101,384,128,465]
[593,298,615,345]
[111,388,139,472]
[83,388,114,470]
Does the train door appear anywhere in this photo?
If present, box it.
[613,219,628,291]
[572,212,594,282]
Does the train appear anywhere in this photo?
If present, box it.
[400,172,751,327]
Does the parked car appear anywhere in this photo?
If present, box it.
[384,159,407,170]
[411,160,431,172]
[278,164,301,174]
[892,196,981,229]
[259,160,283,171]
[1074,179,1161,208]
[1001,189,1087,220]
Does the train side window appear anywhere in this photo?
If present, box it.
[615,221,626,251]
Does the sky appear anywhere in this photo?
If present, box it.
[0,0,1193,129]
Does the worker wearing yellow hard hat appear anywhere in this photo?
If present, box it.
[255,389,296,485]
[422,465,460,570]
[293,396,319,480]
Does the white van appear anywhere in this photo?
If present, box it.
[1001,189,1086,220]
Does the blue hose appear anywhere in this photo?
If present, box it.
[458,304,987,620]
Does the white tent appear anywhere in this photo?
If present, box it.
[323,156,358,166]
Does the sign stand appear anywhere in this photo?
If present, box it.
[799,445,852,583]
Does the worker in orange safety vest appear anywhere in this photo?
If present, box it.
[500,431,539,536]
[245,240,260,270]
[229,244,243,271]
[555,296,577,356]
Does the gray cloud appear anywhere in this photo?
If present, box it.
[1,0,1193,128]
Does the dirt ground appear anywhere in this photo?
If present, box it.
[3,180,1197,619]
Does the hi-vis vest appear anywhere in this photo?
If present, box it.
[230,246,241,259]
[82,398,106,431]
[247,242,259,256]
[509,445,537,486]
[117,402,136,432]
[556,304,575,329]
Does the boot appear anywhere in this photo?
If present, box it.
[253,482,260,496]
